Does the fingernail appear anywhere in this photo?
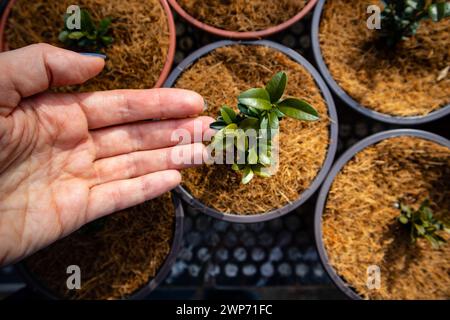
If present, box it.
[79,52,107,59]
[203,99,208,112]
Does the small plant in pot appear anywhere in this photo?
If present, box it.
[0,0,176,90]
[18,193,183,300]
[168,0,319,39]
[165,40,338,222]
[315,130,450,300]
[312,0,450,124]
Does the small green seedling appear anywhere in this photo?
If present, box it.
[379,0,450,47]
[209,72,319,184]
[59,9,113,52]
[396,199,450,248]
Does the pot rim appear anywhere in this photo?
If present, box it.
[311,0,450,125]
[164,39,339,223]
[168,0,318,39]
[314,129,450,300]
[15,192,184,300]
[0,0,176,89]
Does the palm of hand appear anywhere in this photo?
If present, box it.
[0,44,211,265]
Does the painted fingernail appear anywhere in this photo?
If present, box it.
[79,52,107,59]
[203,99,208,112]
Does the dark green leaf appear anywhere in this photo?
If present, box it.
[239,117,259,130]
[265,71,287,103]
[278,98,319,121]
[210,121,227,130]
[238,88,272,110]
[220,106,237,124]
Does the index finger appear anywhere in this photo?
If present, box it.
[77,88,205,129]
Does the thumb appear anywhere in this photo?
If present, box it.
[0,43,105,116]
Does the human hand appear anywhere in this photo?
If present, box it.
[0,44,213,266]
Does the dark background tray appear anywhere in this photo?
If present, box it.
[0,1,448,300]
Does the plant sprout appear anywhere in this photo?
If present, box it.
[379,0,450,47]
[209,72,319,184]
[396,199,450,248]
[59,9,113,52]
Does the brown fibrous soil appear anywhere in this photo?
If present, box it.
[177,0,307,32]
[323,136,450,300]
[319,0,450,117]
[25,193,175,300]
[5,0,170,91]
[175,45,330,215]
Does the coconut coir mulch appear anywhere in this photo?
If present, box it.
[5,0,169,91]
[24,193,175,300]
[177,0,307,32]
[323,136,450,299]
[175,45,330,215]
[319,0,450,117]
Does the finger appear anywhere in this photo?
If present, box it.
[92,143,206,185]
[77,88,205,129]
[86,170,181,222]
[0,43,104,116]
[92,116,215,159]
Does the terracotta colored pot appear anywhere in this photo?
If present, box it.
[168,0,318,39]
[0,0,176,88]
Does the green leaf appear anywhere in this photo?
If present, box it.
[98,17,112,35]
[258,152,272,166]
[210,121,227,130]
[68,31,85,40]
[238,88,272,110]
[429,3,450,22]
[239,117,259,130]
[278,98,319,121]
[220,106,237,124]
[268,111,279,129]
[241,166,254,184]
[101,36,113,46]
[260,116,269,130]
[80,9,96,33]
[58,30,69,42]
[399,216,409,224]
[232,163,244,171]
[265,71,287,103]
[253,165,271,178]
[248,147,258,165]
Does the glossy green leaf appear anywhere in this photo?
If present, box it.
[210,121,227,130]
[278,98,319,121]
[268,111,279,129]
[220,106,237,124]
[238,88,272,110]
[265,71,287,103]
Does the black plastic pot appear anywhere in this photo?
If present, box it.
[164,39,338,223]
[314,129,450,300]
[311,0,450,125]
[15,192,184,300]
